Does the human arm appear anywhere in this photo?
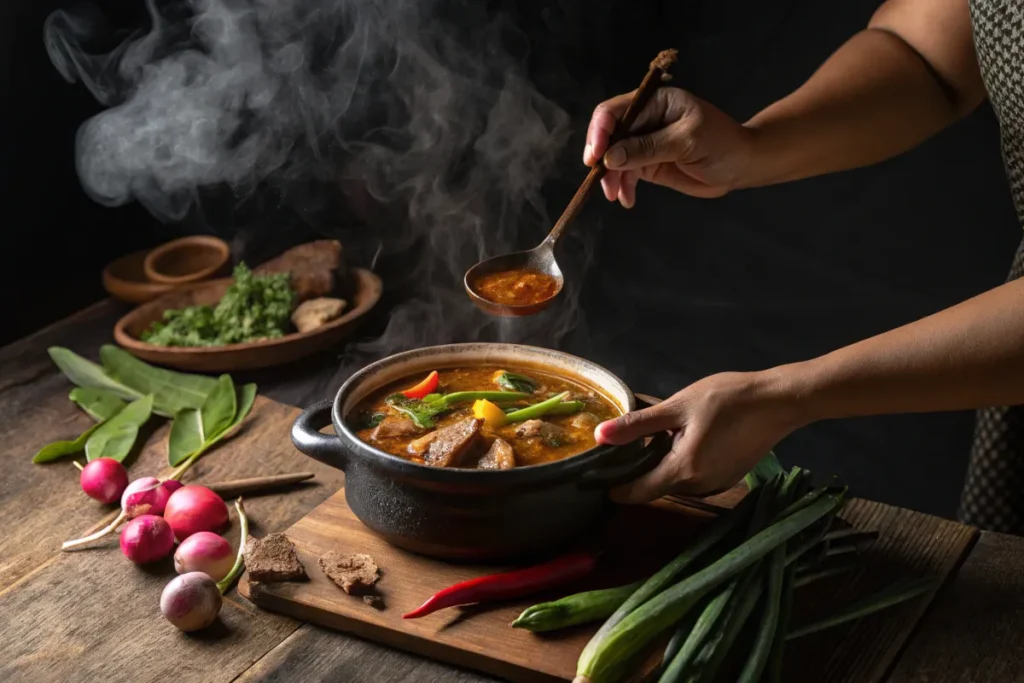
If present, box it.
[585,0,986,205]
[598,276,1024,502]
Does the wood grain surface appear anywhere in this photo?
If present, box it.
[239,487,977,683]
[0,302,1013,683]
[887,531,1024,683]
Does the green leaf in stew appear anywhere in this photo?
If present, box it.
[496,371,538,394]
[99,345,218,417]
[168,408,205,467]
[48,347,143,403]
[32,422,105,463]
[69,387,127,422]
[84,394,154,462]
[200,374,237,440]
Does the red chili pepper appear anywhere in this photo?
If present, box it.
[401,370,439,400]
[402,552,599,619]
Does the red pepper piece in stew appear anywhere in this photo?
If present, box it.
[401,371,439,400]
[402,552,599,619]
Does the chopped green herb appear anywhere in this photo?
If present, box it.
[141,263,295,347]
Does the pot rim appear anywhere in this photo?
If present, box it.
[330,342,637,484]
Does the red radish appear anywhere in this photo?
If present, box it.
[120,515,175,564]
[160,572,222,632]
[79,458,129,504]
[164,486,229,541]
[174,532,234,581]
[121,477,178,518]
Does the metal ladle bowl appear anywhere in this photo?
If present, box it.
[463,237,564,317]
[464,49,679,317]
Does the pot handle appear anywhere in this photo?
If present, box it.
[579,430,673,490]
[579,394,673,490]
[291,400,347,470]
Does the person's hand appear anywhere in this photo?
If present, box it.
[594,371,807,503]
[583,87,757,207]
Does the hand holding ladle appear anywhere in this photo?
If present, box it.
[464,49,679,317]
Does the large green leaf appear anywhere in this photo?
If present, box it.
[168,408,205,467]
[201,375,237,440]
[48,347,143,403]
[85,394,154,462]
[166,383,257,467]
[32,422,104,463]
[69,387,127,422]
[99,345,217,417]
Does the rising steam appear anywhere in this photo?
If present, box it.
[45,0,595,375]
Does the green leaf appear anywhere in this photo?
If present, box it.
[69,387,127,422]
[217,383,257,441]
[48,347,143,403]
[167,384,257,467]
[99,345,218,417]
[85,394,154,462]
[201,374,237,440]
[32,422,104,463]
[168,408,205,466]
[496,372,538,393]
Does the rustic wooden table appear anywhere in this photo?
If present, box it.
[2,299,1023,683]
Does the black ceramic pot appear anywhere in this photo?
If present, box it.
[291,343,668,561]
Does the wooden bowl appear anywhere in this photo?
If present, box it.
[143,235,231,285]
[102,249,178,304]
[113,268,383,372]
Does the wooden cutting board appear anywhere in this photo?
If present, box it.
[239,483,977,683]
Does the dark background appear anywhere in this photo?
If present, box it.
[2,0,1019,519]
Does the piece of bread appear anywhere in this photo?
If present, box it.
[318,552,380,595]
[243,533,308,583]
[291,297,347,333]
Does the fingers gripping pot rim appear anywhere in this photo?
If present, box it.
[290,343,672,562]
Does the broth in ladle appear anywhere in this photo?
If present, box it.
[471,268,560,308]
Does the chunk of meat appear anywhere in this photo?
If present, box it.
[478,438,516,470]
[569,412,600,430]
[567,390,598,402]
[515,420,568,446]
[255,239,345,302]
[408,418,482,467]
[371,416,423,440]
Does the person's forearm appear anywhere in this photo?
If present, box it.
[766,278,1024,426]
[742,27,978,188]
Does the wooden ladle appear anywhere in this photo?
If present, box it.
[464,49,679,317]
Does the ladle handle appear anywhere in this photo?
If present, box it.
[544,49,679,247]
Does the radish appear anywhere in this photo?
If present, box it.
[174,532,234,582]
[79,458,129,504]
[164,486,229,541]
[161,499,249,633]
[120,515,174,564]
[122,477,177,518]
[161,572,223,632]
[63,477,182,551]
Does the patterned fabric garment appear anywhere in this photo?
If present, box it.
[959,0,1024,533]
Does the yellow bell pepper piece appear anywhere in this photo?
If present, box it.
[473,398,508,428]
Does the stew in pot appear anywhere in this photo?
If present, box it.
[349,366,621,469]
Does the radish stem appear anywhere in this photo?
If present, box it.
[61,510,127,551]
[216,498,249,594]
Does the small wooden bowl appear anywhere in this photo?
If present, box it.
[113,268,383,372]
[143,235,231,285]
[102,249,178,304]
